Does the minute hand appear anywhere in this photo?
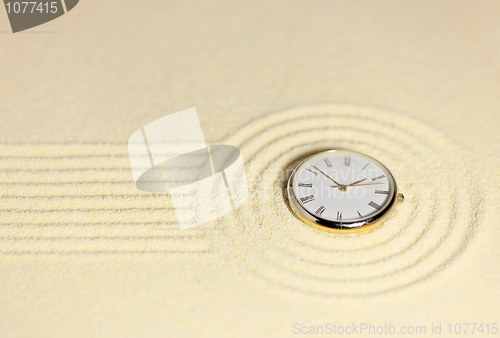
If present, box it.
[345,178,367,187]
[332,182,385,188]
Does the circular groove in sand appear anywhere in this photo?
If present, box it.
[214,104,481,296]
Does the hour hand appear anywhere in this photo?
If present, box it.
[312,165,344,188]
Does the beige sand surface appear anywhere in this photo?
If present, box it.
[0,1,499,337]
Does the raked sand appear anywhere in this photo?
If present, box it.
[0,1,499,337]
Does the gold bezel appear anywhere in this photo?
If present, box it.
[287,150,398,234]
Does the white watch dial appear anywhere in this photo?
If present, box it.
[289,150,397,227]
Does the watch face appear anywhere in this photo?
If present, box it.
[287,150,397,233]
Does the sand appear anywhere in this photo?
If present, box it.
[0,1,499,337]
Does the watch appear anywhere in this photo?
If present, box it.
[287,149,404,233]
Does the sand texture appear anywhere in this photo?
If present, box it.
[0,1,499,337]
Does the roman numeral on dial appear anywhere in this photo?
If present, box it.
[306,168,318,176]
[323,158,332,167]
[315,206,326,216]
[375,190,389,195]
[337,212,342,220]
[372,175,385,181]
[298,182,312,188]
[344,156,351,166]
[300,195,315,204]
[368,201,382,210]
